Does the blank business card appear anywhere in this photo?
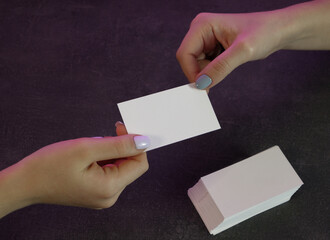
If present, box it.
[117,84,221,151]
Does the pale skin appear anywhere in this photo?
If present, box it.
[177,0,330,90]
[0,123,148,218]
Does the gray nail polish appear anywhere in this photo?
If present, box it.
[134,136,150,149]
[196,74,212,90]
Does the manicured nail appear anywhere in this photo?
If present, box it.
[115,121,124,127]
[134,136,150,149]
[196,74,212,89]
[92,136,103,138]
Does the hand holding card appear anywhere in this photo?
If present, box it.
[117,84,220,151]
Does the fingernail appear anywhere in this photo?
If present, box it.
[134,136,150,149]
[115,121,124,127]
[196,74,212,89]
[92,136,103,138]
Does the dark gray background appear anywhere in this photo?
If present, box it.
[0,0,329,239]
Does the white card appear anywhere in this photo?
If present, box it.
[117,84,221,151]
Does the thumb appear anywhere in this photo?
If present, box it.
[86,135,150,163]
[195,42,249,90]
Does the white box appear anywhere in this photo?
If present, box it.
[188,146,303,235]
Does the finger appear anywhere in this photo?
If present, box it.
[195,40,250,90]
[91,186,125,209]
[197,59,211,71]
[176,21,217,83]
[115,121,128,136]
[83,134,150,164]
[99,187,125,209]
[106,187,124,207]
[176,31,201,83]
[102,152,149,191]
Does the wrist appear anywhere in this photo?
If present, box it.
[267,7,305,51]
[0,161,37,218]
[274,0,330,50]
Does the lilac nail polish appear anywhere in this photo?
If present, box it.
[134,136,150,149]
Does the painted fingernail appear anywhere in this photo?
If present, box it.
[115,121,124,127]
[196,74,212,89]
[134,136,150,149]
[92,136,103,138]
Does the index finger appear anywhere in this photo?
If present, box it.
[176,27,203,83]
[81,134,150,165]
[104,152,148,191]
[176,19,218,82]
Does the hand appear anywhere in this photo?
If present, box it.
[176,12,282,90]
[0,123,150,218]
[176,1,330,90]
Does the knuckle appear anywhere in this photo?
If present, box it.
[98,181,119,199]
[213,59,231,76]
[236,40,255,58]
[99,188,115,199]
[112,137,132,156]
[98,190,122,209]
[106,198,118,208]
[191,12,208,26]
[97,198,117,209]
[141,159,149,173]
[94,188,115,203]
[176,48,182,61]
[136,153,149,173]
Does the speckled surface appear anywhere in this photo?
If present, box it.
[0,0,329,239]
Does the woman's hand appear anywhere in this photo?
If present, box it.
[0,123,150,218]
[176,0,330,90]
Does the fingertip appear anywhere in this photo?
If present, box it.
[115,121,124,128]
[195,74,212,90]
[115,121,128,136]
[133,136,151,150]
[201,43,248,90]
[196,56,231,90]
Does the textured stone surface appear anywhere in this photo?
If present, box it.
[0,0,329,239]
